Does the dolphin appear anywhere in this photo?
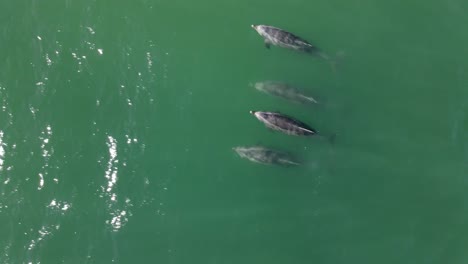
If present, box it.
[251,24,316,52]
[253,81,319,105]
[251,24,338,72]
[233,146,300,166]
[250,111,316,136]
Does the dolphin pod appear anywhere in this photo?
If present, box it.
[232,24,334,167]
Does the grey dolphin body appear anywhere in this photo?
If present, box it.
[254,81,318,105]
[251,25,316,52]
[250,111,316,136]
[233,146,300,166]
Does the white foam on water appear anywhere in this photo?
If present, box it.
[45,53,52,66]
[38,125,53,190]
[26,223,62,264]
[125,135,138,144]
[48,199,72,212]
[25,197,71,262]
[146,52,153,71]
[0,130,5,172]
[38,173,44,190]
[108,210,127,231]
[86,26,95,34]
[29,106,37,117]
[102,136,135,232]
[105,136,118,193]
[27,224,59,251]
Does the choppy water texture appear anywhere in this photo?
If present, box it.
[1,0,468,263]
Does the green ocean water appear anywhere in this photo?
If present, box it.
[1,0,468,263]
